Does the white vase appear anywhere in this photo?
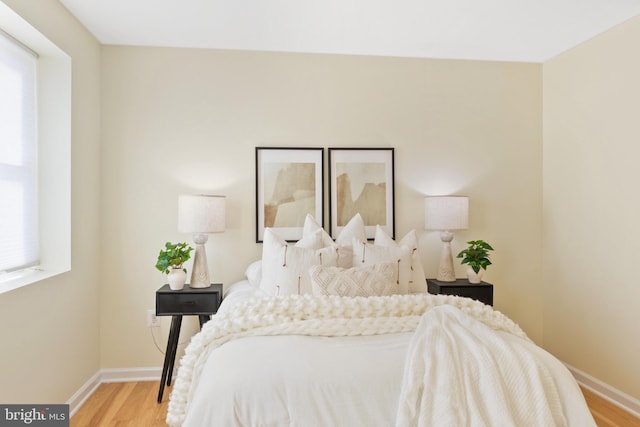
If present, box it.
[467,267,484,284]
[167,268,187,290]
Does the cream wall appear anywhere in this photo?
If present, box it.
[100,46,543,367]
[543,16,640,400]
[0,0,101,403]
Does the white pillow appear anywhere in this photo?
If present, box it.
[303,214,334,247]
[244,259,263,287]
[374,226,427,293]
[335,213,366,246]
[310,262,398,297]
[260,228,337,296]
[303,213,366,268]
[351,237,411,294]
[335,213,367,268]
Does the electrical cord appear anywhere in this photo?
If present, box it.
[149,322,190,355]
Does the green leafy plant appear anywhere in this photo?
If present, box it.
[155,242,193,274]
[456,240,494,274]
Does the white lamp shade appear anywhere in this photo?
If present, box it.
[178,195,226,233]
[424,196,469,231]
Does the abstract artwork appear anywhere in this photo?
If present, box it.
[328,148,394,239]
[255,147,324,242]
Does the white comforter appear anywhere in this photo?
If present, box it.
[167,290,595,427]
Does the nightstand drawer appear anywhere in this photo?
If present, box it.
[156,284,221,316]
[427,278,493,306]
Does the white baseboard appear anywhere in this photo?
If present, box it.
[566,363,640,418]
[66,367,163,417]
[66,371,102,418]
[100,367,163,383]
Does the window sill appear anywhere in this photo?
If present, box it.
[0,267,68,295]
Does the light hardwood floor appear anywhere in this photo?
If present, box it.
[581,387,640,427]
[70,382,167,427]
[71,381,640,427]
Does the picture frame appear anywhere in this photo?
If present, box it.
[328,147,395,240]
[255,147,324,242]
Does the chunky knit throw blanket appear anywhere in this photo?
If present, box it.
[166,293,528,426]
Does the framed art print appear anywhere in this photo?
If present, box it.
[328,147,394,240]
[255,147,324,242]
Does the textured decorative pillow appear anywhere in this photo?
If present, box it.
[309,263,398,297]
[351,238,411,294]
[260,228,337,296]
[303,213,366,268]
[374,226,427,293]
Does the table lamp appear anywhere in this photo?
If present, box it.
[424,196,468,282]
[178,194,226,288]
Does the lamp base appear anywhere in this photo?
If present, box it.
[189,234,211,288]
[436,231,456,282]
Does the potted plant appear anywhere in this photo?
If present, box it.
[456,240,494,284]
[155,241,193,290]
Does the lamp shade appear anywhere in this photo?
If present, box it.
[178,195,226,233]
[424,196,468,231]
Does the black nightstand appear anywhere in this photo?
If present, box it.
[426,278,493,306]
[155,283,223,402]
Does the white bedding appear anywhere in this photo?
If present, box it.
[397,305,595,427]
[185,333,413,426]
[168,284,595,427]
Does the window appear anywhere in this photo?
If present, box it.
[0,3,71,294]
[0,30,39,275]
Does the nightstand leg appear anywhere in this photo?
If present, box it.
[198,314,211,328]
[157,315,182,403]
[166,316,182,387]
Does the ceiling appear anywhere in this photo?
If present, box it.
[59,0,640,63]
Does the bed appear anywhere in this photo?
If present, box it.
[166,214,596,427]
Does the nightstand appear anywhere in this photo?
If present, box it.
[155,283,223,402]
[426,278,493,306]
